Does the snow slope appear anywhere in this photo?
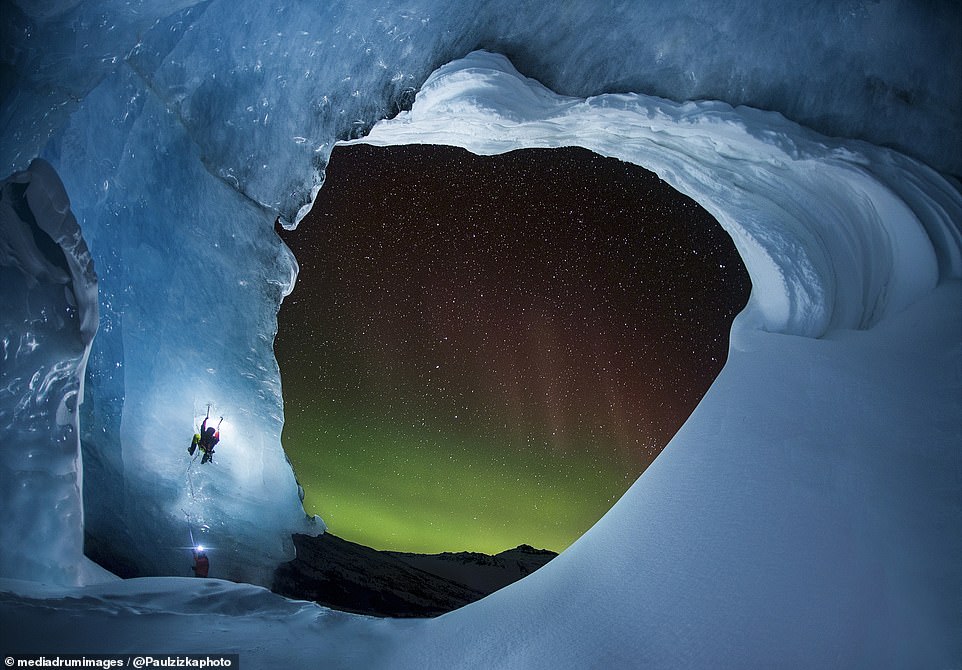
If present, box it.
[383,280,962,669]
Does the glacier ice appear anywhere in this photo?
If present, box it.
[4,1,960,215]
[0,0,960,667]
[0,158,108,585]
[351,51,958,338]
[35,64,324,585]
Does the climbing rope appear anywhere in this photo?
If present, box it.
[186,454,197,499]
[183,401,225,563]
[183,509,196,547]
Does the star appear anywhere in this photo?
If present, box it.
[274,143,750,553]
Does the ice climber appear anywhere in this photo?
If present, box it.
[192,547,210,578]
[188,407,222,464]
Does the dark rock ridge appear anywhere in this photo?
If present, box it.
[385,543,557,596]
[272,533,556,617]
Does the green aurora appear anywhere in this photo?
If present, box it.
[275,144,749,554]
[283,412,631,554]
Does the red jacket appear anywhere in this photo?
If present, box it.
[193,552,210,578]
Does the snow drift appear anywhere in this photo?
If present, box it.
[1,0,960,667]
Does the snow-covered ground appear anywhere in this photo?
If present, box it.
[0,576,415,667]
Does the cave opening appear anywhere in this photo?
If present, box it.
[274,143,751,557]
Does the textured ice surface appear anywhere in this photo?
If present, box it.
[4,1,960,212]
[41,69,322,584]
[0,159,108,585]
[353,51,959,338]
[0,0,960,666]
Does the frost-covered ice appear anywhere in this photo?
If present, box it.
[9,48,326,584]
[352,51,959,338]
[1,0,960,668]
[0,159,109,586]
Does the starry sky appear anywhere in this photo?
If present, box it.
[274,144,751,554]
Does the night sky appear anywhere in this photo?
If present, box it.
[275,144,751,554]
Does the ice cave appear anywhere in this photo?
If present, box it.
[1,1,960,667]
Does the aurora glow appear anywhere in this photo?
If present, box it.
[275,144,750,554]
